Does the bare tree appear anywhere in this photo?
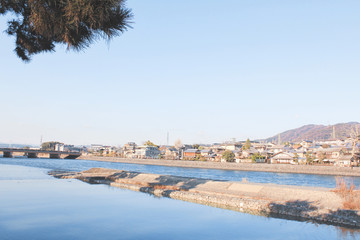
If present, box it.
[174,139,183,149]
[350,126,360,166]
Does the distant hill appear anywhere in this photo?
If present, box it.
[0,143,37,148]
[264,122,360,143]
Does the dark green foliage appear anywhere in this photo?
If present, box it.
[0,0,133,61]
[222,150,235,162]
[305,152,314,165]
[243,138,251,150]
[251,152,265,163]
[41,141,63,151]
[192,144,200,150]
[144,140,158,148]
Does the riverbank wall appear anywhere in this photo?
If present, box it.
[79,156,360,177]
[50,167,360,228]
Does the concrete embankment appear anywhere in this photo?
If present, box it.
[80,156,360,177]
[50,168,360,228]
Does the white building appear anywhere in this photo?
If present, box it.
[134,146,161,159]
[270,152,295,164]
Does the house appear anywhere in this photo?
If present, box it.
[164,147,179,160]
[316,139,345,147]
[203,154,217,161]
[209,146,225,157]
[270,152,295,164]
[252,143,267,152]
[183,149,200,160]
[300,140,313,148]
[89,144,104,152]
[241,148,258,159]
[293,149,307,158]
[102,146,116,155]
[159,146,167,153]
[222,143,242,151]
[334,155,354,167]
[236,158,252,163]
[234,150,242,162]
[54,143,64,151]
[292,144,302,150]
[63,145,84,153]
[88,144,116,156]
[134,146,161,159]
[315,147,342,162]
[122,142,137,158]
[292,144,309,152]
[200,149,216,161]
[200,149,213,157]
[267,145,286,154]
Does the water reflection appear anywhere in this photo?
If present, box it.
[337,228,360,240]
[0,164,359,240]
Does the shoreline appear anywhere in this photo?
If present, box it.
[80,156,360,177]
[50,167,360,228]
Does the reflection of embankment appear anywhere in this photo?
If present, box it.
[50,168,360,229]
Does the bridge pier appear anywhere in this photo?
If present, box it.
[65,154,80,159]
[49,153,61,159]
[27,153,38,158]
[3,151,13,158]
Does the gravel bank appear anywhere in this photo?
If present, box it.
[80,156,360,177]
[50,167,360,228]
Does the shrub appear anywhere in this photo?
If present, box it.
[333,177,360,210]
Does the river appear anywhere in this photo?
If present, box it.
[1,163,359,240]
[1,157,360,188]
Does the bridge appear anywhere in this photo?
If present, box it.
[0,148,82,159]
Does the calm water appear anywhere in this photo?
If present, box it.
[1,157,360,188]
[0,164,359,240]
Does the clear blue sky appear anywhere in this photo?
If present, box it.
[1,0,359,146]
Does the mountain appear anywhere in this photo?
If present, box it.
[264,122,360,143]
[0,143,37,148]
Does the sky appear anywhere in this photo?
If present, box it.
[0,0,360,146]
